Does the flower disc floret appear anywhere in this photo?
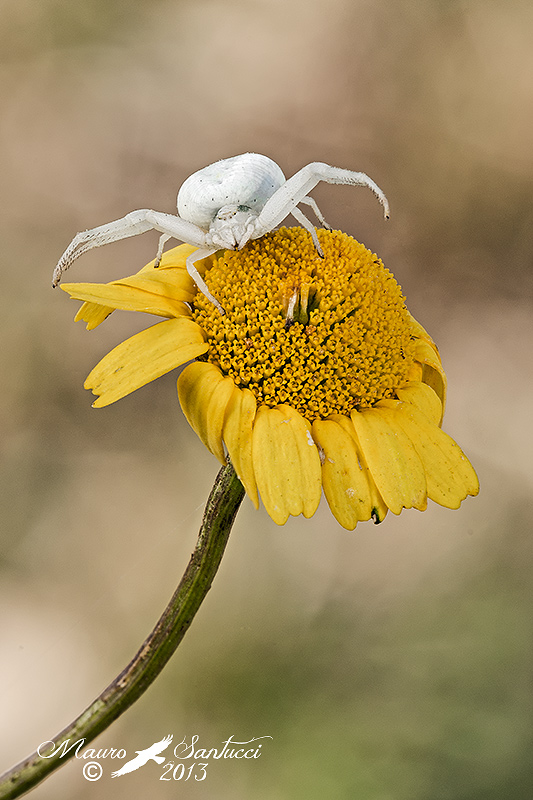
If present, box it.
[192,228,415,421]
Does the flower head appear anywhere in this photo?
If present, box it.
[61,227,478,529]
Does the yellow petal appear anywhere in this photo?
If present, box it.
[311,418,372,530]
[404,360,423,382]
[391,403,479,508]
[75,301,114,330]
[61,282,190,319]
[350,407,427,515]
[413,338,447,411]
[177,362,235,464]
[69,245,199,331]
[252,405,322,525]
[407,312,438,348]
[86,317,207,407]
[223,386,259,507]
[116,270,196,303]
[395,381,443,425]
[332,414,389,524]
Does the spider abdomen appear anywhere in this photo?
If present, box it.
[177,153,285,230]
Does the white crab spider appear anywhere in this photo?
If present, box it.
[53,153,389,314]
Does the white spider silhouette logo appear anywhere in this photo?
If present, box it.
[111,734,173,777]
[53,153,389,314]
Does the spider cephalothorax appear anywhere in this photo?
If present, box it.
[53,153,389,313]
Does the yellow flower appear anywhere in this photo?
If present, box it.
[61,227,479,529]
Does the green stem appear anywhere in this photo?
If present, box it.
[0,462,245,800]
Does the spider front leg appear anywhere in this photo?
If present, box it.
[52,209,210,287]
[254,161,390,237]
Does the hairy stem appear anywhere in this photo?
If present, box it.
[0,462,245,800]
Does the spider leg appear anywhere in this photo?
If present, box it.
[254,162,390,236]
[154,233,172,268]
[186,248,225,314]
[299,196,332,230]
[290,206,324,257]
[52,209,209,286]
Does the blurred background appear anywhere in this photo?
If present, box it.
[1,0,532,797]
